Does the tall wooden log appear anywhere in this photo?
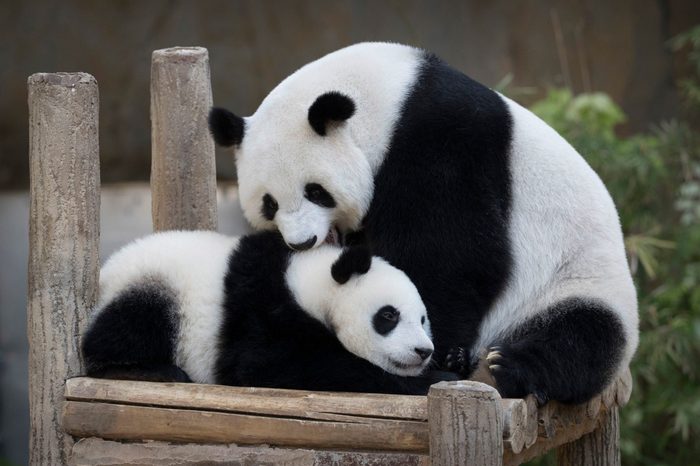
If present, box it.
[150,46,217,231]
[557,407,620,466]
[27,72,100,466]
[428,381,503,466]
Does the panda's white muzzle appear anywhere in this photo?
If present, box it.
[276,205,333,251]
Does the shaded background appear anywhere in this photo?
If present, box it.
[1,0,699,189]
[1,1,700,465]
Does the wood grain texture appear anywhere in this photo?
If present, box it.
[69,438,430,466]
[523,394,539,448]
[502,399,526,454]
[150,46,217,231]
[428,381,503,466]
[64,377,428,421]
[556,408,620,466]
[28,72,100,466]
[62,401,429,452]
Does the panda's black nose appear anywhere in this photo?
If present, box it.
[415,347,433,361]
[289,236,317,251]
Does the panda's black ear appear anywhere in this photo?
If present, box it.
[209,107,245,147]
[308,91,356,136]
[331,245,372,285]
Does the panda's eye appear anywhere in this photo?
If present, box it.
[373,305,400,336]
[304,183,336,208]
[421,316,426,325]
[261,193,278,220]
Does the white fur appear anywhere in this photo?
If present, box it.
[236,43,421,246]
[229,42,639,376]
[285,246,433,376]
[474,97,639,370]
[97,231,434,381]
[97,231,238,383]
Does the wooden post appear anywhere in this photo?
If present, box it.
[150,46,217,231]
[557,407,620,466]
[27,72,100,466]
[428,381,503,466]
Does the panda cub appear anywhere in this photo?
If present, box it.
[209,42,639,404]
[81,230,451,394]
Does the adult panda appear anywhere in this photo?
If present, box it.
[81,230,449,394]
[209,42,638,404]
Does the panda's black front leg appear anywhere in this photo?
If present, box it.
[446,298,628,405]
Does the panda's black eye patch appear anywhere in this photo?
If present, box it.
[261,194,278,220]
[421,316,426,325]
[304,183,336,208]
[373,305,400,336]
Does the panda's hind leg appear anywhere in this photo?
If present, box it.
[81,282,188,382]
[483,297,626,405]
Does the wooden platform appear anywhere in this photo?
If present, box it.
[63,369,632,465]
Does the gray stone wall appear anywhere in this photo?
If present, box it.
[1,0,699,190]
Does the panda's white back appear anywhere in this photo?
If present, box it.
[475,97,638,369]
[97,230,239,383]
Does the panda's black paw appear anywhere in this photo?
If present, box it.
[444,346,472,376]
[486,346,549,405]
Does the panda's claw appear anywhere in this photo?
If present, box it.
[486,349,503,364]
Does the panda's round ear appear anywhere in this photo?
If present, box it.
[331,245,372,285]
[208,107,245,147]
[308,91,356,136]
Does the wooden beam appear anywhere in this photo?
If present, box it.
[28,72,100,466]
[62,401,429,452]
[150,46,217,231]
[69,438,430,466]
[64,377,428,421]
[428,380,503,466]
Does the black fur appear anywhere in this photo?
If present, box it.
[82,231,457,394]
[486,298,624,404]
[214,231,457,394]
[307,91,356,136]
[305,183,337,208]
[372,305,400,336]
[209,107,245,147]
[261,193,278,221]
[331,245,372,284]
[362,53,514,365]
[359,53,627,403]
[81,281,188,382]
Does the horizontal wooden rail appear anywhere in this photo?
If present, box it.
[63,370,631,462]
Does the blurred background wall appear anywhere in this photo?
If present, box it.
[2,0,699,189]
[1,1,699,464]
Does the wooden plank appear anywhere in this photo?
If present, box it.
[62,401,429,453]
[70,438,430,466]
[65,377,428,421]
[28,72,100,466]
[150,46,217,231]
[428,381,503,466]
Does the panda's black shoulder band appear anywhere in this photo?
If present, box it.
[331,245,372,284]
[308,91,356,136]
[208,107,245,147]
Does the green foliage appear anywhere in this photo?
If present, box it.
[523,25,700,466]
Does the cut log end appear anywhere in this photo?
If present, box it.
[28,72,96,88]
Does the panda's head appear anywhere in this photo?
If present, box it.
[286,245,434,377]
[209,91,372,251]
